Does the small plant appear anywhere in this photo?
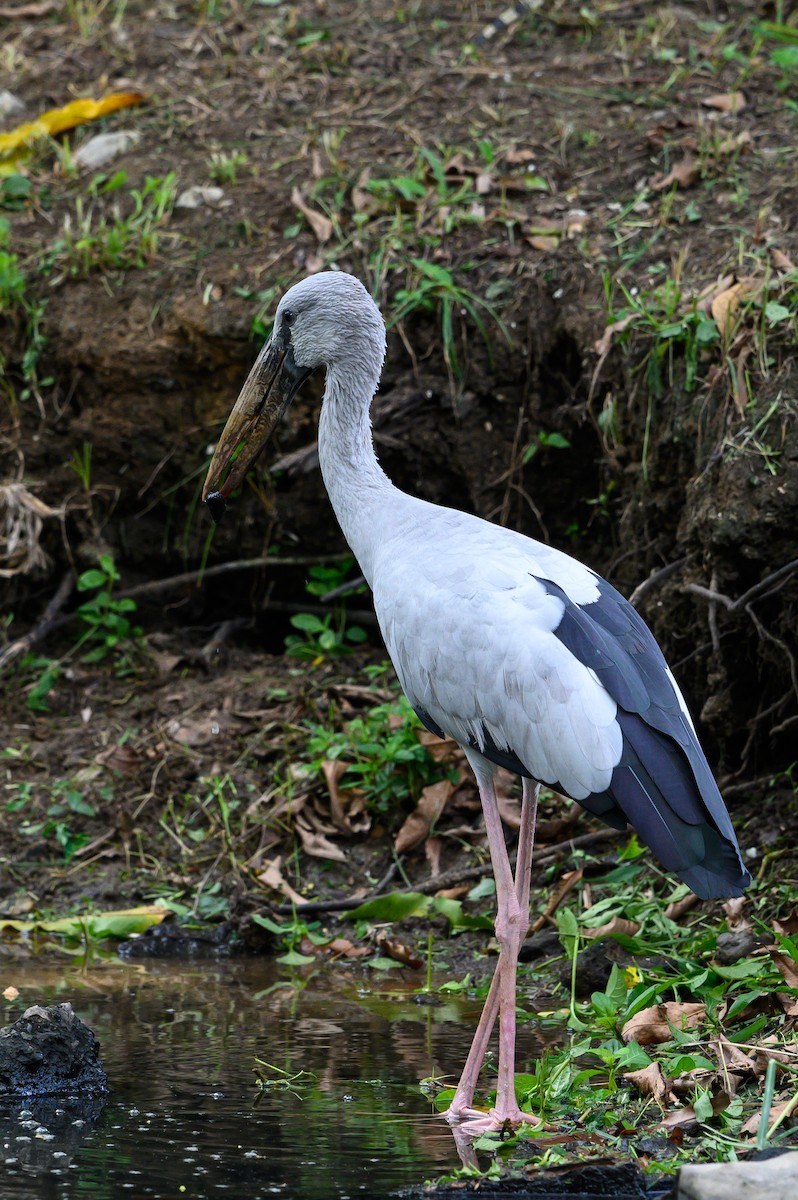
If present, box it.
[208,149,249,185]
[306,691,450,812]
[51,173,177,276]
[389,258,510,388]
[284,559,368,661]
[75,553,141,665]
[0,217,25,311]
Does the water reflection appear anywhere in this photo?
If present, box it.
[0,959,548,1198]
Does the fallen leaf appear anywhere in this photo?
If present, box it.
[583,916,641,940]
[665,893,700,920]
[527,234,559,251]
[295,815,347,862]
[770,247,796,274]
[710,282,744,335]
[774,910,798,936]
[701,91,747,114]
[624,1062,671,1105]
[651,157,699,191]
[394,779,452,853]
[722,896,752,929]
[743,1093,798,1137]
[416,728,460,762]
[375,932,423,969]
[505,147,535,164]
[425,834,442,876]
[622,1001,706,1045]
[594,313,636,358]
[257,856,306,906]
[731,341,753,415]
[291,186,333,243]
[325,937,370,959]
[768,950,796,988]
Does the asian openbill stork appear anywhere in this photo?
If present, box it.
[202,271,750,1135]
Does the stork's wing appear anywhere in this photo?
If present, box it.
[372,505,749,900]
[539,576,750,898]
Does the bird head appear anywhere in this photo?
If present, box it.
[202,272,385,521]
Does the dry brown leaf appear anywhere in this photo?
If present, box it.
[768,950,796,988]
[774,910,798,936]
[425,834,442,877]
[660,1104,699,1131]
[664,893,699,920]
[624,1062,671,1106]
[528,235,559,251]
[416,728,460,762]
[257,856,306,906]
[295,816,347,862]
[583,916,641,940]
[291,186,333,243]
[326,937,371,959]
[701,91,747,114]
[394,779,452,853]
[376,932,423,968]
[711,281,745,335]
[594,313,636,358]
[651,156,699,191]
[723,896,752,929]
[506,147,535,164]
[770,247,796,274]
[741,1095,798,1137]
[529,868,582,934]
[622,1001,706,1045]
[321,759,349,829]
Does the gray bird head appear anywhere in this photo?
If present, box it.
[202,271,386,518]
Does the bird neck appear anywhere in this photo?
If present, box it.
[317,361,393,585]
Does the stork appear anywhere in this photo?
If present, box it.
[202,271,750,1136]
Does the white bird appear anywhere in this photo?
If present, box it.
[203,271,750,1135]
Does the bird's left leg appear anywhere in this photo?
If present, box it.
[444,767,541,1132]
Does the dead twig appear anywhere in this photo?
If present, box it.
[628,557,688,609]
[0,571,75,673]
[269,827,624,916]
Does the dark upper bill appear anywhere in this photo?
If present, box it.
[202,332,312,523]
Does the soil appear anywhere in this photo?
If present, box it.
[1,1,797,920]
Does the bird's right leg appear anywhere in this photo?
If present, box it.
[443,772,540,1130]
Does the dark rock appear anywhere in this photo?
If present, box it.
[118,913,274,959]
[0,1003,107,1098]
[713,930,768,965]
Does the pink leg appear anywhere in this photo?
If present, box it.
[443,768,540,1132]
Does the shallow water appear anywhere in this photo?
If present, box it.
[0,958,547,1199]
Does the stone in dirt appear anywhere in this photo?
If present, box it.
[0,1002,107,1098]
[677,1150,798,1200]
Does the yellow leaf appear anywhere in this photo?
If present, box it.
[0,91,146,168]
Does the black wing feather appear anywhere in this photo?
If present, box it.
[541,576,750,900]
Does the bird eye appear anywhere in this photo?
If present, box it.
[283,309,295,327]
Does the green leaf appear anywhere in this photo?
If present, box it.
[771,45,798,70]
[276,949,316,966]
[764,301,791,324]
[346,891,431,921]
[77,569,108,591]
[411,258,453,287]
[366,955,404,970]
[290,612,325,633]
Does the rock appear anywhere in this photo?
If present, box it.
[677,1151,798,1199]
[175,184,227,209]
[73,130,141,170]
[0,1002,107,1098]
[0,90,25,120]
[713,929,767,964]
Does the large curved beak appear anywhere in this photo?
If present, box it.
[202,337,312,522]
